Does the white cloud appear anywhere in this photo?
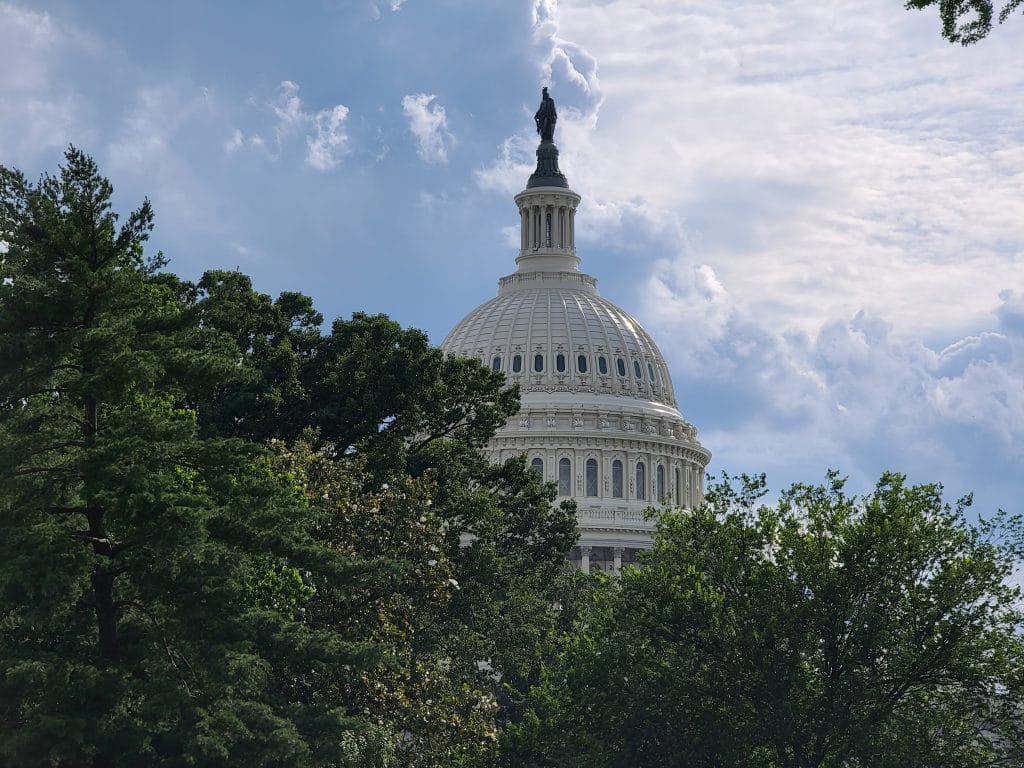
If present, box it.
[0,4,58,91]
[307,103,351,171]
[224,128,244,153]
[234,81,351,171]
[0,4,97,159]
[401,93,453,164]
[474,132,536,194]
[483,0,1024,510]
[271,80,307,142]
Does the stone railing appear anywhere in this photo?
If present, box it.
[577,507,658,527]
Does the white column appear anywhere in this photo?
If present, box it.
[580,546,591,574]
[613,547,623,573]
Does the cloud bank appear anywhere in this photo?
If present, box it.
[478,0,1024,510]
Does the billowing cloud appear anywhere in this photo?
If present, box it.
[479,0,1024,511]
[401,93,452,164]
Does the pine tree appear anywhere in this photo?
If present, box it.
[0,149,387,767]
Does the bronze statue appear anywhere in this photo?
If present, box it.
[535,86,557,142]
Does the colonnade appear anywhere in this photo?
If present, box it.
[575,545,632,574]
[519,201,576,252]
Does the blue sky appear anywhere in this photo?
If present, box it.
[2,0,1022,516]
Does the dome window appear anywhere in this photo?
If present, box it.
[512,354,522,373]
[585,458,598,497]
[611,460,623,498]
[577,354,588,373]
[534,354,544,373]
[558,458,571,496]
[492,356,502,372]
[556,353,566,373]
[633,360,643,379]
[531,457,544,477]
[636,461,647,501]
[616,357,626,377]
[648,362,656,383]
[598,356,608,375]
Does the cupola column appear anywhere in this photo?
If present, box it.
[514,187,582,272]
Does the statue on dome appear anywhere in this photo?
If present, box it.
[535,86,557,142]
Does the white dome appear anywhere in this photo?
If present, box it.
[442,110,709,570]
[443,270,678,409]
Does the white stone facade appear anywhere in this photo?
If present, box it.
[442,139,710,572]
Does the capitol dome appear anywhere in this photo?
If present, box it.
[442,92,710,572]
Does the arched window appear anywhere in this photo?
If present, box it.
[612,460,623,498]
[534,354,544,372]
[636,461,646,501]
[675,467,681,504]
[492,356,502,372]
[634,360,643,379]
[598,356,608,375]
[616,358,626,377]
[558,458,571,496]
[556,353,566,373]
[585,458,598,497]
[648,362,656,382]
[656,465,665,502]
[545,211,553,247]
[531,457,544,478]
[577,354,588,373]
[512,354,522,373]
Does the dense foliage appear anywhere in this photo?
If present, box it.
[0,149,576,767]
[505,472,1024,767]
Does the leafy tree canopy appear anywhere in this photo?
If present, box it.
[507,471,1024,767]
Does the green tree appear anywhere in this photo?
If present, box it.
[517,472,1024,767]
[0,149,390,767]
[189,269,322,442]
[906,0,1023,44]
[191,277,578,766]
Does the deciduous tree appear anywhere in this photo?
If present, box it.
[906,0,1023,44]
[513,472,1024,767]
